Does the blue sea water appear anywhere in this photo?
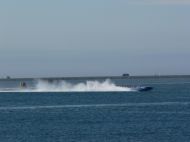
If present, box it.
[0,77,190,142]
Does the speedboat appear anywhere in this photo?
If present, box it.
[134,86,153,92]
[118,85,153,92]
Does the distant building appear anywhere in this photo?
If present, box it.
[6,76,11,79]
[122,73,130,77]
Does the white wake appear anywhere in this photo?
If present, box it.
[0,79,134,92]
[0,102,189,111]
[34,79,133,92]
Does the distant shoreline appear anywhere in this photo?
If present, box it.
[0,75,190,81]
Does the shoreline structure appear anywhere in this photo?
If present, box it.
[0,75,190,81]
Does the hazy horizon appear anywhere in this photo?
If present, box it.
[0,0,190,77]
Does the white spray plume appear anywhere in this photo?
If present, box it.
[0,79,134,92]
[34,79,133,92]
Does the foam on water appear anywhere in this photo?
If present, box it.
[0,102,190,111]
[0,79,134,92]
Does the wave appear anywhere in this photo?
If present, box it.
[0,79,134,92]
[0,102,190,111]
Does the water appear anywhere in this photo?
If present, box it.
[0,77,190,142]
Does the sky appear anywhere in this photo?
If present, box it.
[0,0,190,77]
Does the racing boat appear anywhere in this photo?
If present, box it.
[118,85,153,92]
[134,86,153,92]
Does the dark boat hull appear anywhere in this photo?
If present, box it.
[135,86,153,92]
[118,85,153,92]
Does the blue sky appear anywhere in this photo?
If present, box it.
[0,0,190,77]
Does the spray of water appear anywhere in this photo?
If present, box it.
[34,79,133,92]
[0,79,134,92]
